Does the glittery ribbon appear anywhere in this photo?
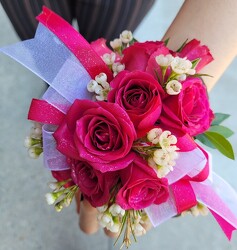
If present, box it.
[146,147,237,240]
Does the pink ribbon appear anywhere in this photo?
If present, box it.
[28,99,65,125]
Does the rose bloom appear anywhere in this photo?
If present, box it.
[177,39,213,72]
[116,154,169,210]
[161,77,214,136]
[69,158,118,207]
[54,100,136,172]
[108,70,164,137]
[121,41,169,72]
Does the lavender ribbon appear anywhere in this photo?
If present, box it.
[0,23,92,113]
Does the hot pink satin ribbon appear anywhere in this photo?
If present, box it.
[37,7,113,81]
[28,99,65,125]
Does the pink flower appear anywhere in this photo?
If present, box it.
[54,100,136,172]
[121,41,169,72]
[116,154,169,210]
[177,39,213,72]
[69,158,118,207]
[161,77,214,136]
[108,70,164,137]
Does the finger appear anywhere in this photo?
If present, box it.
[104,228,119,238]
[79,199,99,234]
[75,190,81,214]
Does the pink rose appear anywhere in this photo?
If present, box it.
[54,100,136,172]
[177,39,213,72]
[116,154,169,210]
[161,77,214,136]
[121,41,169,72]
[108,70,164,137]
[69,159,118,207]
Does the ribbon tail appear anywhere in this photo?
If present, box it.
[210,209,236,240]
[191,173,237,240]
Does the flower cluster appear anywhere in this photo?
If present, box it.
[24,122,43,159]
[13,8,235,249]
[46,30,217,247]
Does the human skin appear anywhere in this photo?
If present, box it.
[162,0,237,92]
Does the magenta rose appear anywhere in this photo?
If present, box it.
[108,70,164,137]
[69,159,118,207]
[177,39,213,72]
[161,77,214,136]
[116,154,169,210]
[121,41,169,72]
[54,100,136,172]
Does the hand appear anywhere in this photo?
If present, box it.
[75,191,120,238]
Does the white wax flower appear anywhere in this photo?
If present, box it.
[166,80,182,95]
[102,52,116,65]
[112,62,125,74]
[110,38,122,50]
[97,204,108,213]
[155,54,174,67]
[109,203,125,217]
[159,130,177,149]
[45,193,56,205]
[176,73,187,81]
[120,30,133,43]
[94,85,103,95]
[171,57,193,74]
[95,72,107,84]
[132,223,146,236]
[87,80,98,92]
[99,213,114,228]
[107,222,120,233]
[147,128,163,144]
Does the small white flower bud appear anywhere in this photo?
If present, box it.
[120,30,133,43]
[187,68,196,75]
[102,53,116,65]
[28,147,40,159]
[166,80,182,95]
[24,136,32,148]
[97,204,108,213]
[94,85,103,95]
[87,80,98,92]
[112,62,125,74]
[109,204,125,217]
[176,74,187,81]
[171,57,193,74]
[45,193,56,205]
[100,81,110,90]
[95,73,107,84]
[147,128,163,144]
[95,94,105,101]
[155,54,174,67]
[108,222,120,233]
[132,223,146,236]
[110,38,122,50]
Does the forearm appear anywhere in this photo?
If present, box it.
[162,0,237,91]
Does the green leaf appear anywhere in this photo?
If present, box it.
[193,73,213,78]
[176,38,188,52]
[191,58,200,69]
[204,131,235,160]
[208,125,234,138]
[164,37,170,46]
[212,113,230,125]
[195,134,215,148]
